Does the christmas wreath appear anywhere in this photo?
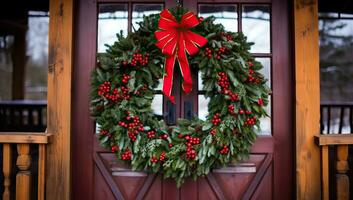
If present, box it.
[91,7,270,187]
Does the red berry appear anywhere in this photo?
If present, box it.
[111,146,118,153]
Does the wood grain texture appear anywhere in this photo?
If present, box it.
[38,144,46,200]
[46,0,74,199]
[294,0,321,199]
[321,145,329,200]
[315,135,353,146]
[0,133,52,144]
[336,145,349,200]
[2,144,12,200]
[16,144,31,200]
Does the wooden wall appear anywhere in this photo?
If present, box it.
[46,0,73,199]
[294,0,321,199]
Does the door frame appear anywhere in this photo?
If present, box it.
[45,0,321,199]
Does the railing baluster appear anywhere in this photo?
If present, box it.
[16,144,32,200]
[38,144,46,200]
[349,106,353,133]
[320,106,324,134]
[28,108,33,131]
[339,107,345,134]
[336,145,349,200]
[2,144,12,200]
[322,145,329,200]
[327,107,331,134]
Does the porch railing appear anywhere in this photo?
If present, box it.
[0,100,47,132]
[320,102,353,134]
[0,132,51,200]
[315,134,353,200]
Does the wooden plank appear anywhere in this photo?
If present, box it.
[2,144,12,200]
[38,144,46,200]
[294,0,321,199]
[0,133,52,144]
[46,0,74,199]
[321,146,329,200]
[315,135,353,146]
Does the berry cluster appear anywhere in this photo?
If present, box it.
[122,74,130,84]
[131,53,149,67]
[160,134,168,140]
[98,82,121,102]
[168,143,173,148]
[111,146,119,153]
[98,81,110,96]
[215,47,226,60]
[159,152,166,161]
[217,72,230,91]
[212,113,221,125]
[244,116,257,126]
[100,130,109,136]
[147,130,155,139]
[210,129,217,136]
[221,32,233,41]
[185,136,200,145]
[186,147,196,160]
[121,149,132,160]
[228,105,235,115]
[248,68,256,82]
[151,156,158,163]
[257,98,264,106]
[204,48,212,58]
[119,116,144,142]
[183,135,200,160]
[219,145,229,155]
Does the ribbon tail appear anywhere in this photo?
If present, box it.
[177,44,193,94]
[162,55,176,103]
[177,34,192,94]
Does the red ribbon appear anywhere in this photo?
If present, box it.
[155,9,208,103]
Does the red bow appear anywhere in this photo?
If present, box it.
[155,9,207,103]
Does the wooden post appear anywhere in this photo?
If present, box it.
[336,145,349,200]
[2,144,12,200]
[16,144,32,200]
[294,0,321,199]
[47,0,74,199]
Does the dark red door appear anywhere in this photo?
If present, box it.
[72,0,293,199]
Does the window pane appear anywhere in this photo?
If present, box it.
[98,4,128,53]
[255,57,271,88]
[152,94,163,116]
[319,18,353,102]
[198,95,209,120]
[242,5,270,53]
[198,71,203,91]
[26,11,49,100]
[199,4,238,32]
[258,96,271,135]
[132,4,163,31]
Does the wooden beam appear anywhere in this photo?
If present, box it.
[0,133,52,144]
[315,134,353,146]
[46,0,73,199]
[294,0,321,199]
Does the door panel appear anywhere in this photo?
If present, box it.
[72,0,293,199]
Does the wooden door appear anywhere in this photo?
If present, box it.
[72,0,293,199]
